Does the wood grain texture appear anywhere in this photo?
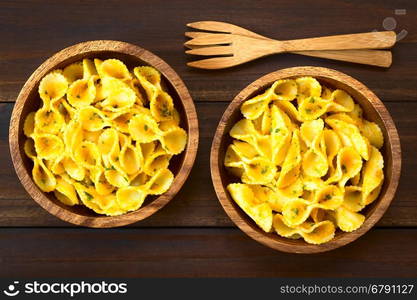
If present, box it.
[0,101,416,227]
[9,40,199,227]
[0,0,416,102]
[0,0,416,277]
[211,67,401,253]
[0,228,416,278]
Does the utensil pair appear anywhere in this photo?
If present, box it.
[185,21,396,69]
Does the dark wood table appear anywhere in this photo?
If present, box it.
[1,0,416,277]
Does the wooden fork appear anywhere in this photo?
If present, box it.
[185,21,395,69]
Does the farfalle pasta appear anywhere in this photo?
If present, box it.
[225,77,384,244]
[23,58,187,216]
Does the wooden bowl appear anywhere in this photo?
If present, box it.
[211,66,401,253]
[9,40,199,228]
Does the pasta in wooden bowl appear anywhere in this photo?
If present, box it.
[10,41,198,227]
[211,67,400,253]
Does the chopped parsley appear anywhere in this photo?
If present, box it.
[84,191,94,201]
[292,208,299,217]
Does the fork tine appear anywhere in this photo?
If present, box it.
[187,56,238,69]
[187,21,232,33]
[187,21,268,40]
[186,46,233,56]
[185,32,212,39]
[184,34,232,46]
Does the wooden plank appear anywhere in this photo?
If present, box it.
[1,101,416,227]
[0,0,416,103]
[0,228,416,277]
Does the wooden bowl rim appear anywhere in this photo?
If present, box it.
[9,40,199,228]
[210,66,401,254]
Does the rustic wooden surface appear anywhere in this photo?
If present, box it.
[0,0,416,277]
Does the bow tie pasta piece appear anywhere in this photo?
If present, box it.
[361,146,384,205]
[98,128,120,158]
[270,106,293,166]
[62,156,86,181]
[253,106,271,135]
[310,207,326,223]
[73,141,101,169]
[282,198,312,227]
[150,91,175,122]
[34,107,65,135]
[24,138,37,160]
[298,96,330,121]
[240,84,277,120]
[32,133,64,160]
[241,157,276,185]
[38,71,68,105]
[51,97,76,123]
[313,185,344,210]
[227,183,273,232]
[63,62,84,83]
[159,127,187,155]
[326,118,370,160]
[273,100,302,123]
[323,129,342,171]
[277,130,302,188]
[23,112,36,137]
[275,214,335,244]
[159,108,181,131]
[327,89,355,112]
[79,106,110,131]
[321,85,333,100]
[32,158,57,192]
[120,144,143,175]
[67,77,96,107]
[271,79,298,101]
[241,79,296,121]
[82,58,98,79]
[230,119,272,159]
[100,79,136,112]
[97,59,131,81]
[144,168,174,195]
[143,145,171,176]
[45,154,65,175]
[301,221,335,245]
[129,113,160,143]
[360,120,384,149]
[104,167,130,188]
[116,186,147,212]
[133,66,161,103]
[300,119,324,147]
[302,132,328,178]
[295,77,322,105]
[273,213,301,238]
[90,168,115,196]
[333,206,365,232]
[134,66,161,89]
[54,175,79,206]
[326,147,362,187]
[343,186,365,212]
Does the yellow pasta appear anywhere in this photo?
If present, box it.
[225,76,385,244]
[23,58,187,216]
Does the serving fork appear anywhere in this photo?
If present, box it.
[185,21,395,69]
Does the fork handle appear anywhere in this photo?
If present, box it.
[281,31,396,51]
[292,49,392,67]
